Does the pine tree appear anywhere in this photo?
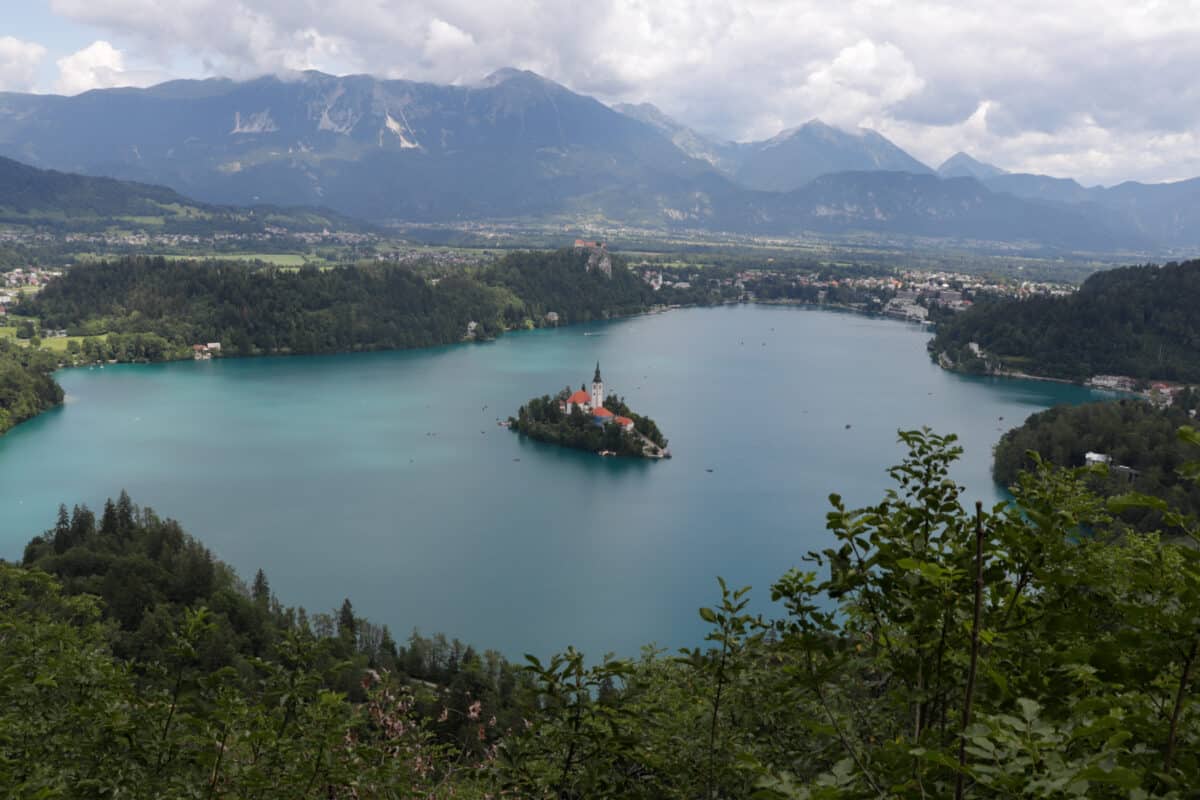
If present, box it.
[68,505,95,549]
[251,568,270,607]
[115,490,134,534]
[337,598,357,644]
[100,499,118,536]
[52,504,70,554]
[380,625,398,658]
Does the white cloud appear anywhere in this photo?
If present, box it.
[0,36,47,91]
[790,40,925,129]
[43,0,1200,184]
[56,41,126,94]
[55,40,164,95]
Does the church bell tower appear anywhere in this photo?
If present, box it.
[591,362,605,409]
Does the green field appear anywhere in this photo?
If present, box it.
[1,323,100,354]
[38,334,92,353]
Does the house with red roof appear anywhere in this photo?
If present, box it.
[564,389,590,412]
[559,362,608,415]
[556,363,638,433]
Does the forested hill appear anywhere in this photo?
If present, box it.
[482,247,658,323]
[931,259,1200,381]
[994,399,1200,532]
[0,154,363,233]
[20,248,666,360]
[8,491,532,795]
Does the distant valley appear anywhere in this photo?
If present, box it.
[2,68,1198,254]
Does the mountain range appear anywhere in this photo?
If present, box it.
[0,68,1196,253]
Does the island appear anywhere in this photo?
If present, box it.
[508,363,670,458]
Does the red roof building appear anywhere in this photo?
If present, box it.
[592,406,614,418]
[615,415,635,431]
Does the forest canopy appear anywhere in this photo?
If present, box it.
[993,399,1200,533]
[21,249,668,359]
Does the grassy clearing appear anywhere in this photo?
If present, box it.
[38,335,92,353]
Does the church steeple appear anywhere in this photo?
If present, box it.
[590,362,605,409]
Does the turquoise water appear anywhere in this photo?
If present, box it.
[0,305,1111,659]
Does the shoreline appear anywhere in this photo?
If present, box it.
[9,298,1131,442]
[934,353,1156,399]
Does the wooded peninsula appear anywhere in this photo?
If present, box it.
[932,259,1200,382]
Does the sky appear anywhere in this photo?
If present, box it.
[2,0,1199,186]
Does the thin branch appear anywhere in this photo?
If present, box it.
[1164,633,1199,774]
[955,502,986,800]
[807,651,885,797]
[707,640,729,800]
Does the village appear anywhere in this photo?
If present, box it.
[635,263,1076,323]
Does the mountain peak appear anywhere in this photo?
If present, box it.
[767,119,852,146]
[736,120,931,191]
[938,151,1007,180]
[480,67,555,89]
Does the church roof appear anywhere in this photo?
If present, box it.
[594,361,602,382]
[567,390,589,403]
[592,406,614,418]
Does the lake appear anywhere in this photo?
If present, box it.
[0,304,1112,659]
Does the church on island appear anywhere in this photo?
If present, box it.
[560,363,635,433]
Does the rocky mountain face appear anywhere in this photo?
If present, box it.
[612,102,741,174]
[0,69,723,222]
[0,69,1196,252]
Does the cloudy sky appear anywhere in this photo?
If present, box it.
[2,0,1198,185]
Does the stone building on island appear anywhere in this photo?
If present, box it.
[559,363,635,432]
